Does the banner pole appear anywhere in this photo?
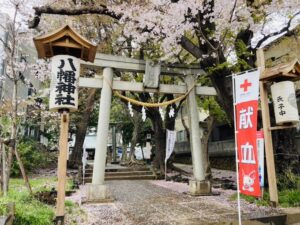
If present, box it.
[232,73,242,225]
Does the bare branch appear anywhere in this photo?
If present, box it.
[228,0,238,23]
[28,5,122,28]
[0,37,11,52]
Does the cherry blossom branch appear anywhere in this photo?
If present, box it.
[194,10,218,52]
[28,5,122,28]
[254,10,300,49]
[219,0,238,48]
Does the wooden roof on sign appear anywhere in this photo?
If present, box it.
[33,25,97,62]
[260,59,300,81]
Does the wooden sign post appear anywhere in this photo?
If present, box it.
[33,25,97,224]
[55,110,69,223]
[257,49,278,206]
[257,48,300,206]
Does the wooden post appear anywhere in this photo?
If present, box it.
[257,49,278,205]
[13,148,32,194]
[55,110,69,224]
[2,143,7,196]
[0,142,2,194]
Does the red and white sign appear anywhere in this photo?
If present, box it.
[234,70,261,197]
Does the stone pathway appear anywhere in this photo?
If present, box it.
[68,180,281,225]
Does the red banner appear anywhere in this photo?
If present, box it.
[234,71,261,197]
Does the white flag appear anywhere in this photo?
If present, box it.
[165,129,176,163]
[234,70,260,104]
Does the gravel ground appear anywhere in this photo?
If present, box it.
[66,178,282,225]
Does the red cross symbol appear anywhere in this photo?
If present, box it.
[240,79,252,92]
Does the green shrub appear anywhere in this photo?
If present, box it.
[230,192,270,207]
[13,200,54,225]
[277,168,300,190]
[279,189,300,207]
[11,138,54,176]
[0,179,55,225]
[230,189,300,207]
[0,204,8,215]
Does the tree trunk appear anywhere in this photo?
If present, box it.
[6,80,18,192]
[201,116,215,180]
[0,142,2,194]
[149,111,165,174]
[181,106,190,142]
[1,143,7,196]
[68,89,97,168]
[121,141,127,162]
[129,112,142,161]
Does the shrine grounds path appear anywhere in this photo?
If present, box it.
[66,170,285,225]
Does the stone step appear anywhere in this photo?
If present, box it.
[84,174,156,182]
[85,167,151,173]
[83,166,156,181]
[83,172,154,177]
[84,171,154,178]
[84,168,151,174]
[105,171,153,176]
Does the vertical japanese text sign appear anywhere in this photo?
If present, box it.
[49,55,80,112]
[234,70,261,197]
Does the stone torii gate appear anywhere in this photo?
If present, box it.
[79,53,217,201]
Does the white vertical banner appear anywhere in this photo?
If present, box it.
[49,55,80,112]
[165,129,176,163]
[233,69,260,225]
[257,131,265,187]
[82,148,88,184]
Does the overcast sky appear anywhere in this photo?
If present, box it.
[0,0,14,18]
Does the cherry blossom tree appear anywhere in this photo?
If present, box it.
[27,0,300,175]
[0,0,54,193]
[28,0,300,116]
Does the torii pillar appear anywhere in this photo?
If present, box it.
[186,75,211,195]
[87,67,114,202]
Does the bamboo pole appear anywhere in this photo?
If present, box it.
[55,110,69,224]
